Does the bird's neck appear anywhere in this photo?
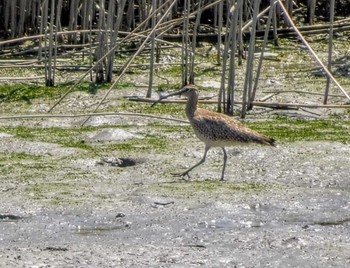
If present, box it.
[185,92,198,119]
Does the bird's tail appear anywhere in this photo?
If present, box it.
[268,138,276,146]
[247,129,276,147]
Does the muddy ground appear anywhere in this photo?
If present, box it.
[0,88,350,268]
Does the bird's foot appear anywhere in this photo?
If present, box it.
[171,171,191,180]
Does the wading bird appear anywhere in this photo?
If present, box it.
[152,85,275,180]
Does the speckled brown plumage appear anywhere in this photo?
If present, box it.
[190,108,275,147]
[153,84,276,180]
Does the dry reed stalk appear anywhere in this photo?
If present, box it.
[146,0,158,98]
[55,0,64,43]
[285,0,293,17]
[237,0,243,65]
[272,3,279,46]
[307,0,316,24]
[42,0,49,84]
[248,0,276,110]
[68,0,79,43]
[88,0,94,81]
[189,0,203,85]
[46,0,55,86]
[18,0,27,37]
[95,0,107,83]
[32,0,40,34]
[182,0,190,86]
[125,1,134,31]
[226,0,242,115]
[10,0,16,38]
[324,0,335,104]
[106,0,126,83]
[80,0,88,44]
[241,0,261,118]
[3,0,9,34]
[216,1,223,65]
[218,0,236,113]
[38,0,46,62]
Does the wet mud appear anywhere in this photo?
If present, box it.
[0,112,350,267]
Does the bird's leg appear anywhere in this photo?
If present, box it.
[220,147,227,181]
[172,146,210,179]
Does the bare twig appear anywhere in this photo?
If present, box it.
[0,112,189,124]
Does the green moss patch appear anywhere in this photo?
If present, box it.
[0,126,95,151]
[0,125,176,155]
[246,118,350,143]
[0,152,42,162]
[26,182,82,205]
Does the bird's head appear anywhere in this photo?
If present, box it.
[179,85,198,98]
[151,84,198,107]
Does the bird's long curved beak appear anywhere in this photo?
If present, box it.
[151,88,187,107]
